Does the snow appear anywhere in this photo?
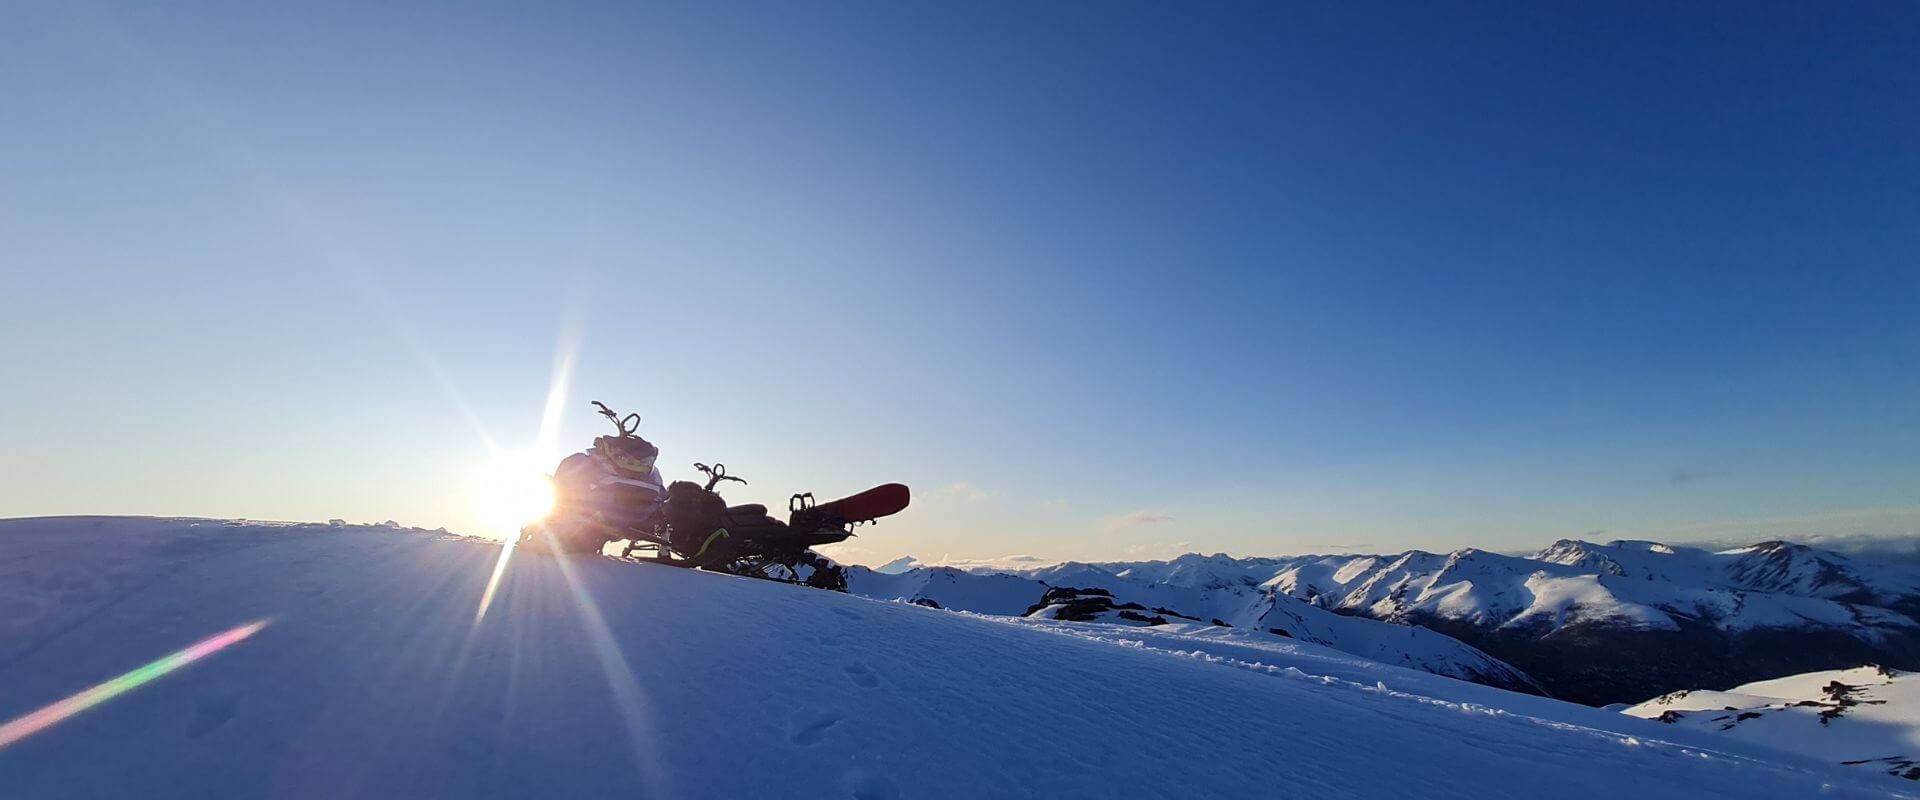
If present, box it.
[1625,666,1920,783]
[851,558,1542,691]
[1030,538,1920,643]
[0,517,1910,798]
[1542,539,1920,609]
[844,566,1042,617]
[1508,573,1679,630]
[872,556,922,575]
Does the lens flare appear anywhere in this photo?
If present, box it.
[472,458,556,538]
[549,551,673,797]
[472,536,516,625]
[0,619,270,750]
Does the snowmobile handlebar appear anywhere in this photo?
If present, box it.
[592,400,643,438]
[694,462,746,492]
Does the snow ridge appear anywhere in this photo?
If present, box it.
[4,516,1910,798]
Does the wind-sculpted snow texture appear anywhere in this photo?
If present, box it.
[865,540,1920,705]
[0,517,1909,798]
[1626,666,1920,782]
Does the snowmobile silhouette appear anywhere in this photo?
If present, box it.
[522,401,909,591]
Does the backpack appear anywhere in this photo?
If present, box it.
[663,480,728,557]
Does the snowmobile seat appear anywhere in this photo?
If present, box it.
[726,503,768,518]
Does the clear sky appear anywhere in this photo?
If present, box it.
[3,1,1917,566]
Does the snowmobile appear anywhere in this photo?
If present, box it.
[617,462,910,591]
[520,401,909,592]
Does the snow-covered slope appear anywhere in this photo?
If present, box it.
[1626,666,1920,782]
[845,559,1543,693]
[845,565,1042,616]
[959,541,1920,705]
[1271,541,1920,637]
[0,516,1908,798]
[1540,540,1920,613]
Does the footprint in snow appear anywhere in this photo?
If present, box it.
[789,711,843,746]
[844,769,901,800]
[842,663,880,689]
[831,607,863,621]
[185,697,238,738]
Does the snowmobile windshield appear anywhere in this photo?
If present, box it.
[595,436,659,476]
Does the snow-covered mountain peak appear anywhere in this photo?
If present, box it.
[1717,540,1905,604]
[873,555,922,574]
[1535,538,1685,577]
[954,535,1920,705]
[1606,539,1681,554]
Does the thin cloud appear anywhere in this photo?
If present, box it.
[1299,542,1377,553]
[813,541,869,562]
[1664,506,1920,540]
[1104,510,1173,531]
[939,481,990,502]
[1675,531,1920,554]
[1123,540,1199,558]
[846,553,1059,572]
[912,554,1056,571]
[1668,467,1710,485]
[1790,533,1920,563]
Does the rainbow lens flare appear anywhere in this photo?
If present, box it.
[0,619,270,750]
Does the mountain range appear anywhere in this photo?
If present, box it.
[850,538,1920,705]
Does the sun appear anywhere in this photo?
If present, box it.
[472,456,557,538]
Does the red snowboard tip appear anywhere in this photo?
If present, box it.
[818,483,911,522]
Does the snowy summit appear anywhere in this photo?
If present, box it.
[0,517,1908,798]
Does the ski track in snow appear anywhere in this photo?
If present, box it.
[966,612,1820,774]
[0,517,1911,799]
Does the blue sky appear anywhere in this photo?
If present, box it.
[3,2,1916,565]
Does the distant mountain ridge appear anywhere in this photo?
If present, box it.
[846,559,1544,695]
[852,538,1920,705]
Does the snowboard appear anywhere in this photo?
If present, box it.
[805,483,911,524]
